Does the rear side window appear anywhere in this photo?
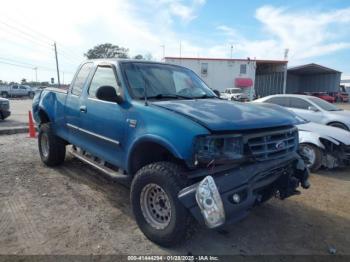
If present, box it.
[88,66,119,98]
[266,97,290,107]
[71,63,93,96]
[290,97,311,110]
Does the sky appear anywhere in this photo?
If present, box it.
[0,0,349,84]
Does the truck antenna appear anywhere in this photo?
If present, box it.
[143,77,149,106]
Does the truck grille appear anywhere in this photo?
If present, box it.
[247,127,298,161]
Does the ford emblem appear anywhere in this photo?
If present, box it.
[275,141,286,150]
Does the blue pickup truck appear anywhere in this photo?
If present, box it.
[33,59,310,246]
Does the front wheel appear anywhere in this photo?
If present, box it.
[131,162,193,247]
[29,92,35,99]
[300,143,322,172]
[38,123,66,166]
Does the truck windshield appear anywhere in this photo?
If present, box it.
[120,62,216,99]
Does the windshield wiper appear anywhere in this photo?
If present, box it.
[192,94,217,99]
[140,94,193,100]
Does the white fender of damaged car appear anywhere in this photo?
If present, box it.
[298,122,350,146]
[298,129,341,150]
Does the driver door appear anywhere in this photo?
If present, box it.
[79,64,126,168]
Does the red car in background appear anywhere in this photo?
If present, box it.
[328,92,349,103]
[311,92,336,103]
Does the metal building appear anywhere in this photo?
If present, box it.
[286,63,341,94]
[164,57,287,100]
[254,61,287,98]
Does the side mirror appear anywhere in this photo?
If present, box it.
[308,106,318,112]
[212,89,220,97]
[96,85,122,103]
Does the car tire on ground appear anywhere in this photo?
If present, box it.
[29,92,35,99]
[1,92,8,98]
[0,111,3,120]
[38,123,66,166]
[300,143,322,172]
[328,122,349,131]
[131,162,193,247]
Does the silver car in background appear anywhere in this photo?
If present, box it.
[255,94,350,131]
[255,101,350,171]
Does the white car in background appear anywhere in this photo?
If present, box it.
[221,87,248,101]
[256,102,350,171]
[255,94,350,131]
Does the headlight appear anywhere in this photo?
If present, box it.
[194,135,243,164]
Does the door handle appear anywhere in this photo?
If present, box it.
[80,105,87,113]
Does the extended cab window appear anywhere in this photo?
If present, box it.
[266,97,290,107]
[71,63,93,96]
[289,97,311,110]
[89,66,119,99]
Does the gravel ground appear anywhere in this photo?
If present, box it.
[0,134,349,255]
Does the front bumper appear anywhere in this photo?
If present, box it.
[178,153,309,227]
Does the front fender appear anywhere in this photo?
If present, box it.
[299,130,339,149]
[126,134,185,172]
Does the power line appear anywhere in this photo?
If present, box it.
[0,18,83,62]
[0,16,83,60]
[0,58,74,74]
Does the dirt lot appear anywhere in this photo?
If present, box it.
[0,134,349,255]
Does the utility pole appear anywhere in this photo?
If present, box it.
[33,67,38,82]
[54,42,61,87]
[179,41,182,58]
[282,48,289,94]
[230,44,233,59]
[160,45,165,61]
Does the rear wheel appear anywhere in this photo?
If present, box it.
[38,123,66,166]
[29,92,35,99]
[131,162,193,247]
[1,92,8,98]
[300,143,322,172]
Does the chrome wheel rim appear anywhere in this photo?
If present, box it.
[301,145,316,168]
[40,133,49,158]
[140,183,171,230]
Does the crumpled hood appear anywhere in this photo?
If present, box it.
[152,99,299,131]
[298,122,350,145]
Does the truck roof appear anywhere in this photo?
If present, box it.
[80,58,177,67]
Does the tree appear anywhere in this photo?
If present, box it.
[21,78,27,84]
[84,43,129,59]
[144,52,153,61]
[133,54,144,60]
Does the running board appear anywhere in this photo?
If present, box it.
[69,147,131,186]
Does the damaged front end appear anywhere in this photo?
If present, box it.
[179,152,310,228]
[320,139,350,169]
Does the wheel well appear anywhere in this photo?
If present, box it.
[129,141,182,175]
[38,109,50,124]
[327,121,349,130]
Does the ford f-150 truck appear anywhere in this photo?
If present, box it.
[33,59,310,246]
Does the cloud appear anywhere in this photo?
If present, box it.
[0,0,206,82]
[255,5,350,61]
[216,6,350,63]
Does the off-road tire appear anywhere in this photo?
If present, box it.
[38,123,66,166]
[131,162,193,247]
[300,143,322,172]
